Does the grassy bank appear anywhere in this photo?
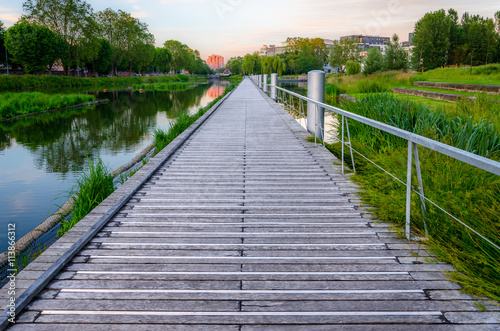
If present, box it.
[322,93,500,300]
[0,92,95,120]
[132,82,194,91]
[0,73,204,90]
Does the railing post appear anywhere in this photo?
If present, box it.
[406,140,413,240]
[271,73,277,101]
[263,74,268,93]
[307,70,325,141]
[258,75,262,89]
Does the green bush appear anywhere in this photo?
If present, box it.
[345,61,361,76]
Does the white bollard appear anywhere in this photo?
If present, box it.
[306,70,325,141]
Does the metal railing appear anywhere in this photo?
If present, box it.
[249,73,500,251]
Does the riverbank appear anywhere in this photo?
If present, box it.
[0,92,97,120]
[0,73,205,90]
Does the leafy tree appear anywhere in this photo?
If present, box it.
[384,34,409,71]
[294,44,323,74]
[153,47,172,73]
[227,56,243,75]
[345,61,361,76]
[95,8,123,76]
[411,9,451,70]
[286,37,328,62]
[329,39,361,73]
[23,0,97,75]
[164,40,192,73]
[242,52,260,74]
[0,20,6,67]
[461,13,497,65]
[90,38,112,76]
[5,20,68,74]
[363,46,384,75]
[271,55,286,76]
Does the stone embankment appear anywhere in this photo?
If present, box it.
[414,81,500,94]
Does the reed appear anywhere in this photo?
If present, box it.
[322,93,500,300]
[57,158,115,237]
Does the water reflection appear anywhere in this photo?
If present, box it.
[278,82,337,143]
[0,81,228,251]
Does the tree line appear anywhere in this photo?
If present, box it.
[226,8,500,76]
[0,0,212,76]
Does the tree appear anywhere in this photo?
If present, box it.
[23,0,97,75]
[329,39,361,73]
[241,52,260,74]
[95,8,123,76]
[153,47,172,73]
[294,44,323,74]
[0,20,7,67]
[5,20,68,74]
[227,56,243,75]
[164,40,191,73]
[411,10,451,70]
[271,55,286,76]
[345,61,361,76]
[384,34,409,71]
[363,46,384,75]
[89,38,112,76]
[461,13,497,65]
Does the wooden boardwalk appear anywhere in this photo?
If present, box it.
[3,78,500,329]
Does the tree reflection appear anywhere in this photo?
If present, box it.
[0,82,214,173]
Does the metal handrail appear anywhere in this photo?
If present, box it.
[249,74,500,250]
[269,84,500,176]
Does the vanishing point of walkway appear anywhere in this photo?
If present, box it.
[3,78,500,329]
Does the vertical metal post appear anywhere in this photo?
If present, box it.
[271,73,277,101]
[263,74,268,93]
[345,118,356,173]
[406,140,413,240]
[307,70,325,140]
[413,143,428,236]
[258,75,262,89]
[341,115,345,175]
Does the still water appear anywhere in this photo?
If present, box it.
[0,81,228,252]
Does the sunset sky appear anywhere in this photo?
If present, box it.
[0,0,498,60]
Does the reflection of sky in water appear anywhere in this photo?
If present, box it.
[0,82,227,252]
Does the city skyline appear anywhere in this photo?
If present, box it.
[0,0,498,60]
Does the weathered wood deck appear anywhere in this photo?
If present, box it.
[3,78,500,329]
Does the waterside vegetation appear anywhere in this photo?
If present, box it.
[0,92,95,120]
[319,78,500,300]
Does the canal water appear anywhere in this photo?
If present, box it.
[0,81,228,252]
[278,82,338,143]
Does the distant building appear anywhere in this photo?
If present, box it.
[259,43,288,57]
[340,35,390,54]
[221,68,232,76]
[207,55,224,70]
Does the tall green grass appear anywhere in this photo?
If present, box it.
[57,158,115,237]
[323,93,500,300]
[132,82,193,91]
[0,92,95,120]
[417,64,500,85]
[0,74,198,90]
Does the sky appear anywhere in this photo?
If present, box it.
[0,0,498,61]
